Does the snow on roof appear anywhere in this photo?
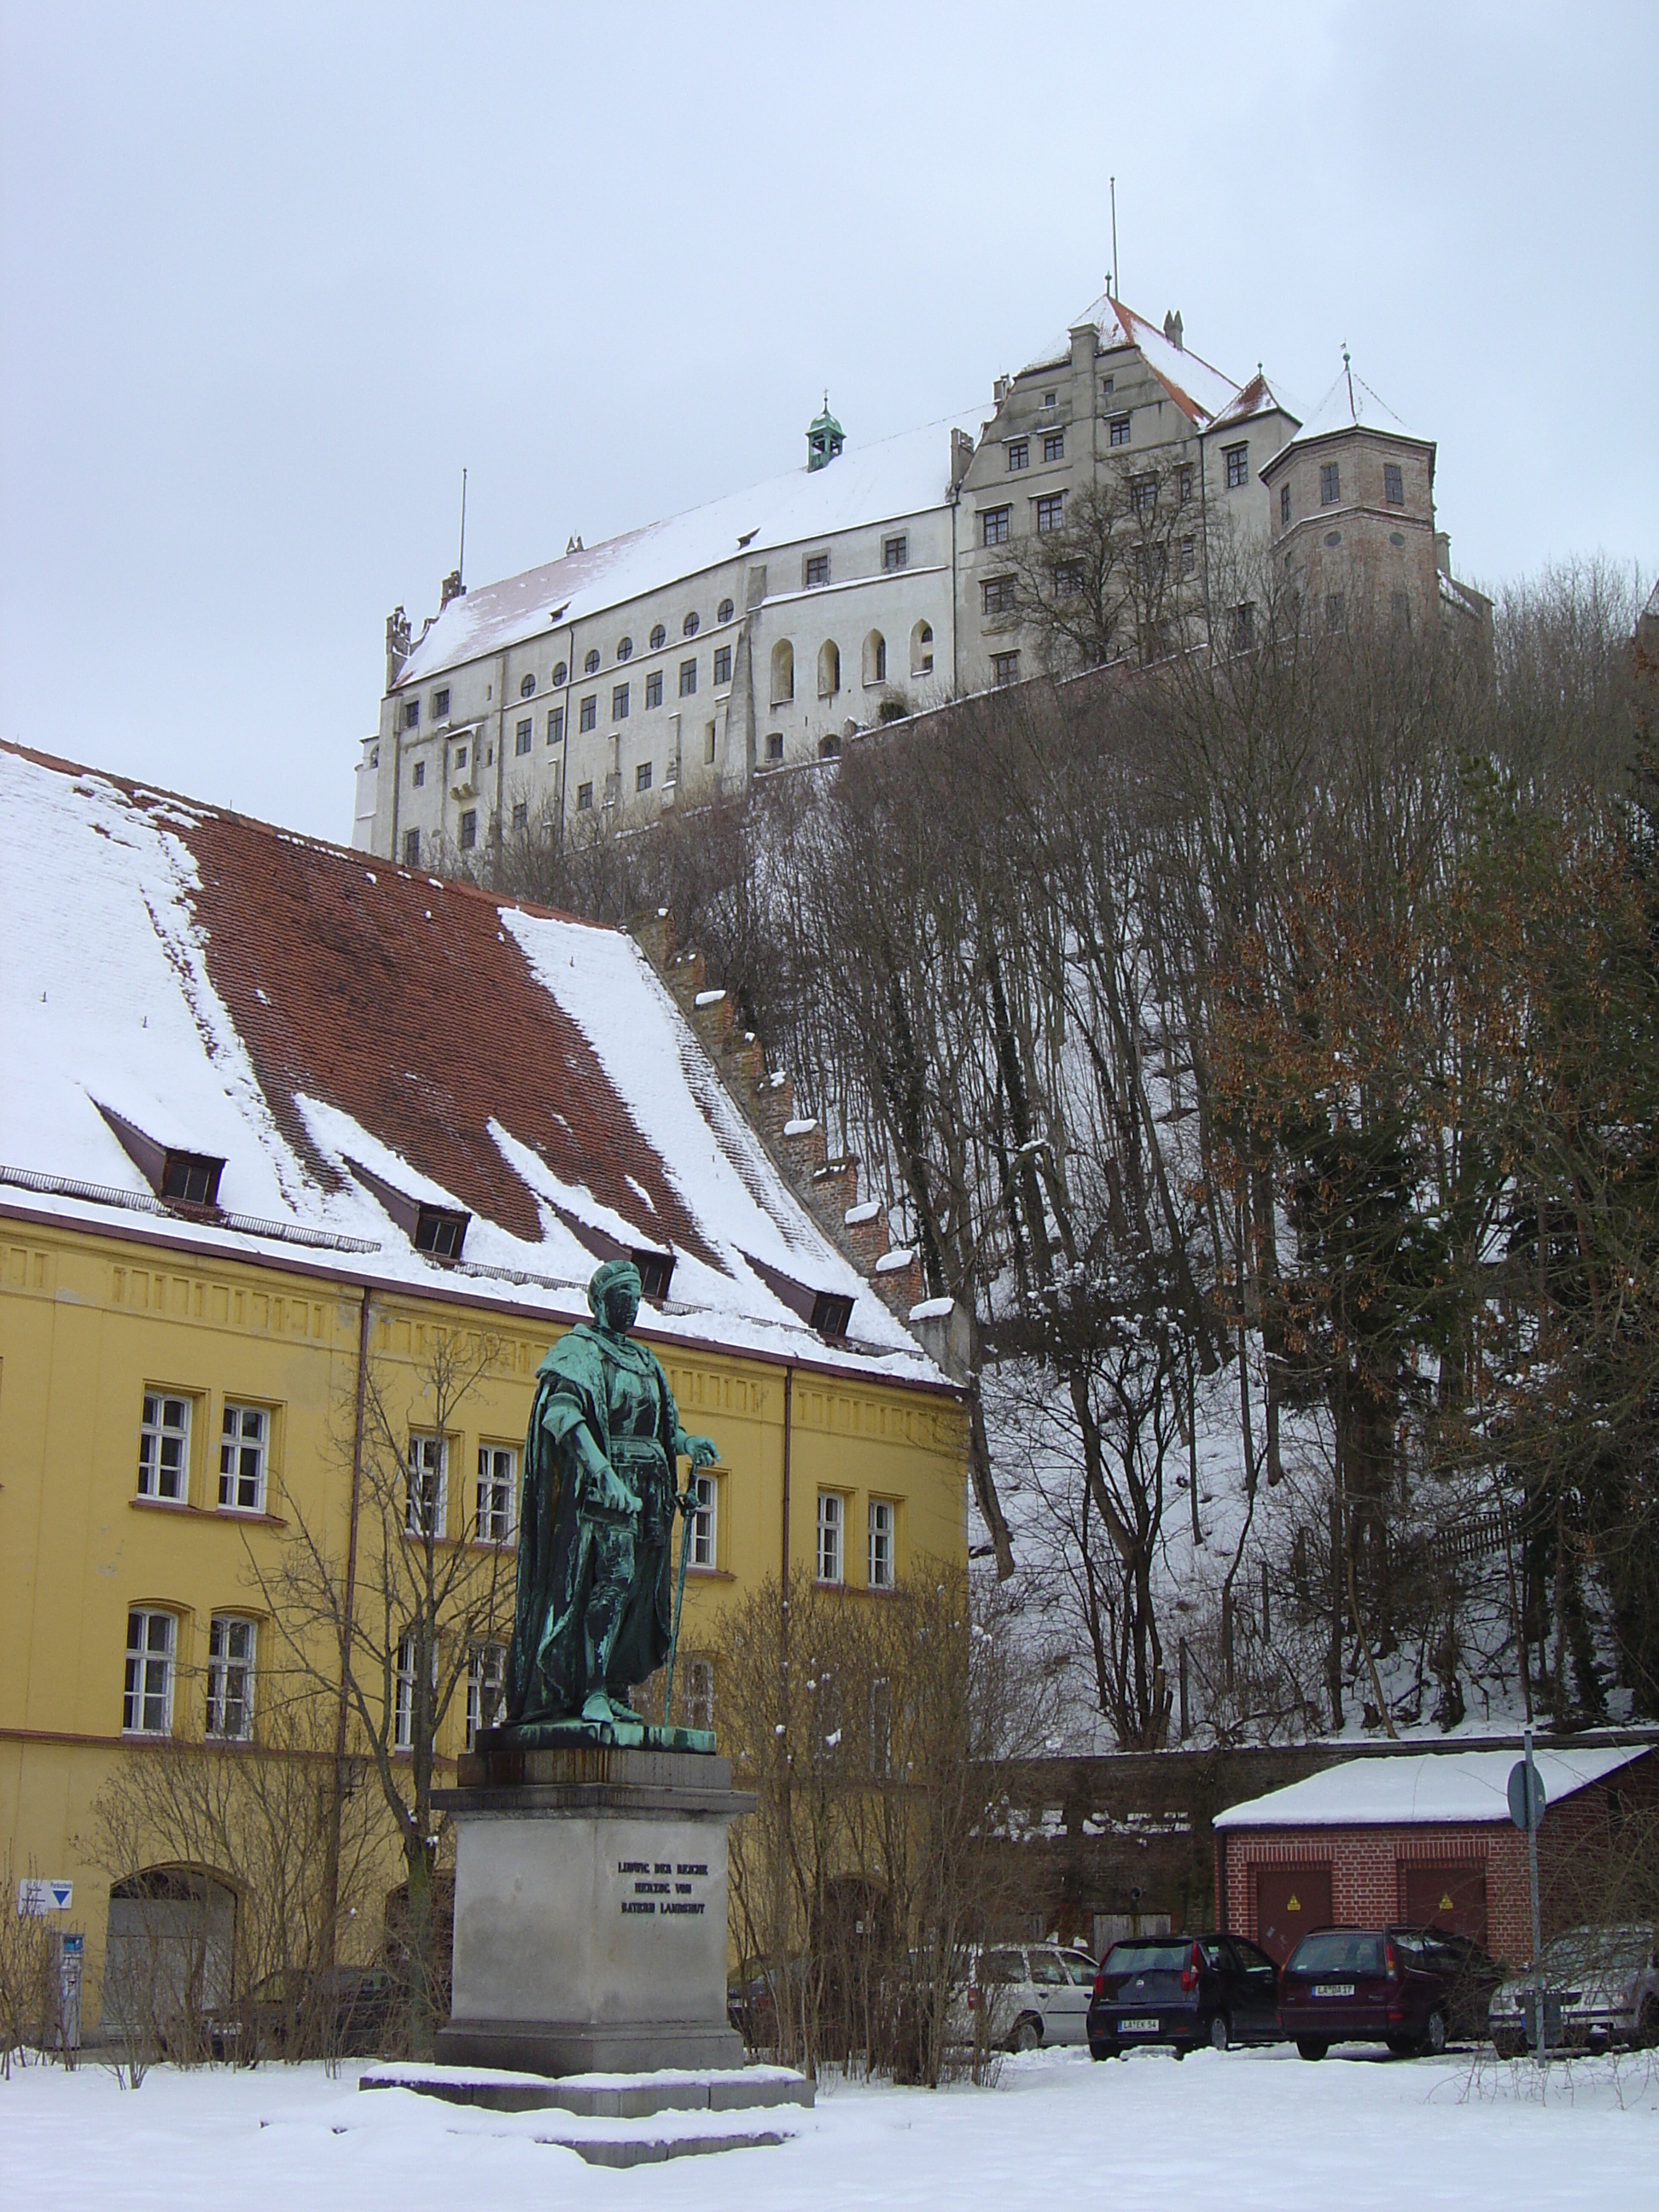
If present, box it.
[395,416,969,690]
[1208,370,1300,434]
[1213,1745,1650,1830]
[1020,296,1243,429]
[0,742,943,1382]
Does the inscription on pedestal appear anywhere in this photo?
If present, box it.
[617,1858,711,1918]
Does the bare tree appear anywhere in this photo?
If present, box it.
[249,1323,515,2056]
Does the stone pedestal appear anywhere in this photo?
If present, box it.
[434,1743,754,2076]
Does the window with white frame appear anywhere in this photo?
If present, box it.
[690,1471,718,1569]
[684,1655,714,1733]
[466,1640,506,1748]
[218,1403,268,1511]
[123,1609,176,1734]
[476,1444,515,1544]
[405,1435,447,1539]
[816,1491,843,1584]
[138,1391,191,1500]
[206,1615,255,1739]
[393,1628,434,1750]
[868,1499,895,1589]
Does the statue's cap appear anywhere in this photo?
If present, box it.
[587,1258,642,1318]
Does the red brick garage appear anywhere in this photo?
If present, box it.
[1213,1744,1656,1968]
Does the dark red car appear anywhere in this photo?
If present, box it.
[1278,1925,1502,2059]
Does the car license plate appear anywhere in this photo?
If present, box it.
[1312,1983,1354,1999]
[1119,2017,1160,2033]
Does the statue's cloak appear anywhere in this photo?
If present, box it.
[505,1320,681,1726]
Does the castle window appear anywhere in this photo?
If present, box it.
[650,623,667,649]
[547,707,563,744]
[615,637,633,663]
[459,809,477,849]
[1280,483,1292,526]
[453,742,468,769]
[863,630,887,685]
[1131,475,1156,514]
[1384,462,1405,506]
[718,597,735,624]
[1109,415,1131,447]
[882,534,908,571]
[1035,493,1064,533]
[765,732,784,762]
[1043,430,1064,463]
[706,724,717,763]
[1391,590,1411,629]
[1225,443,1249,490]
[584,649,601,674]
[512,800,528,830]
[434,688,450,718]
[1231,602,1255,650]
[679,658,698,697]
[637,761,653,792]
[992,650,1021,686]
[771,639,795,704]
[981,505,1011,547]
[520,672,537,697]
[403,829,421,865]
[683,611,701,637]
[818,640,841,697]
[911,620,934,677]
[515,719,532,754]
[817,1492,844,1585]
[1325,593,1346,633]
[1178,464,1194,504]
[982,575,1016,616]
[1179,538,1196,576]
[713,645,732,685]
[577,781,593,810]
[645,671,663,708]
[1320,461,1341,505]
[1007,438,1028,471]
[1055,562,1083,597]
[804,553,830,589]
[613,684,630,720]
[551,661,568,686]
[403,700,420,730]
[410,760,425,788]
[579,695,597,731]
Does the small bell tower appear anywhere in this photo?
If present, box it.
[806,392,844,471]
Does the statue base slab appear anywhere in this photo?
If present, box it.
[465,1717,714,1773]
[433,1746,754,2078]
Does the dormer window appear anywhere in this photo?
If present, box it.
[414,1207,469,1259]
[742,1250,858,1341]
[632,1250,675,1301]
[96,1103,225,1211]
[347,1157,470,1261]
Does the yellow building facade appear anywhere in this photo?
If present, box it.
[0,743,967,2030]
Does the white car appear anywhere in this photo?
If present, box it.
[1488,1924,1659,2056]
[967,1942,1097,2051]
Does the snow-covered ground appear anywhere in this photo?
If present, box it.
[3,2043,1655,2211]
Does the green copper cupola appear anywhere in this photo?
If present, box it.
[806,392,844,471]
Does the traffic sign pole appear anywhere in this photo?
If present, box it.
[1524,1727,1545,2063]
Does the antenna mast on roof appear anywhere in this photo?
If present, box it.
[1109,176,1119,298]
[1342,344,1356,422]
[457,468,468,587]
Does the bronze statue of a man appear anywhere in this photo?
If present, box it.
[506,1259,719,1732]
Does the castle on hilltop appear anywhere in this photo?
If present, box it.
[357,294,1488,865]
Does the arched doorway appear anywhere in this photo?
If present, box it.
[102,1866,236,2047]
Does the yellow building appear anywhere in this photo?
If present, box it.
[0,742,966,2031]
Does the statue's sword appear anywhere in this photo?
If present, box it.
[661,1481,696,1730]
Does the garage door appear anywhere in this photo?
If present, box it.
[1254,1865,1333,1965]
[103,1868,235,2040]
[1400,1862,1487,1947]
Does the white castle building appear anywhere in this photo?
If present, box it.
[356,291,1471,864]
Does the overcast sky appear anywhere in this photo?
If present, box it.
[3,2,1655,843]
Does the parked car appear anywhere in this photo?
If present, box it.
[203,1965,400,2060]
[1087,1934,1281,2058]
[965,1942,1096,2051]
[1488,1926,1659,2057]
[1278,1925,1502,2059]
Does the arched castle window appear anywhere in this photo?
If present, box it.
[911,620,934,678]
[771,639,795,705]
[818,641,841,698]
[862,631,887,687]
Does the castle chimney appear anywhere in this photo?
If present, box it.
[1163,309,1184,351]
[439,568,465,611]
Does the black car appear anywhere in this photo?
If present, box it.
[1089,1934,1281,2058]
[205,1965,401,2060]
